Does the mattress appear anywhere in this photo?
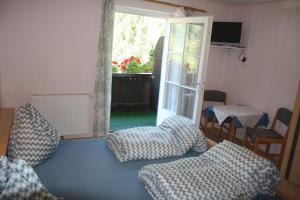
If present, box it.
[34,138,201,200]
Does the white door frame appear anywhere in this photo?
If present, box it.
[157,16,213,126]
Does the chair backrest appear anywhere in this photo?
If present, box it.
[203,90,226,103]
[275,108,293,126]
[272,107,293,139]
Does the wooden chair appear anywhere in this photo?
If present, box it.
[200,90,226,131]
[243,107,293,168]
[219,117,236,141]
[200,90,233,143]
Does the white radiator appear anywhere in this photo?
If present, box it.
[31,94,90,136]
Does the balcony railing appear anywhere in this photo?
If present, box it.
[111,73,155,112]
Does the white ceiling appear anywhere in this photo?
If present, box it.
[207,0,283,5]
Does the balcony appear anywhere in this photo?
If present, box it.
[110,73,158,131]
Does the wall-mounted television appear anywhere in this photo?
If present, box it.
[211,22,242,46]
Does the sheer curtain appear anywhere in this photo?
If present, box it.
[93,0,115,137]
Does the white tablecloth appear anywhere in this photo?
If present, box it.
[213,105,264,128]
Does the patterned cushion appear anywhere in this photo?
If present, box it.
[139,140,280,200]
[7,104,59,166]
[107,115,207,162]
[202,140,280,197]
[0,156,56,200]
[246,127,283,142]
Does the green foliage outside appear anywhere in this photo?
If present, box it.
[112,54,153,74]
[112,65,119,73]
[112,12,165,73]
[125,50,154,73]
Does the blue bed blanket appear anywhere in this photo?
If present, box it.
[106,115,207,162]
[139,140,280,200]
[34,138,202,200]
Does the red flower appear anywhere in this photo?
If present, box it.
[112,61,118,65]
[121,64,126,71]
[122,59,129,64]
[120,56,141,66]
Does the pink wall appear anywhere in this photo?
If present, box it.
[177,0,233,90]
[0,0,231,108]
[0,0,100,108]
[1,0,298,122]
[221,0,300,121]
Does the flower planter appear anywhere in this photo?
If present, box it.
[111,73,153,112]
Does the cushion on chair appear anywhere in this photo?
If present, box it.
[246,127,283,142]
[7,103,59,166]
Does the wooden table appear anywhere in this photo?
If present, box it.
[0,108,15,155]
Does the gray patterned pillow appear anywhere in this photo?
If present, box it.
[7,103,59,166]
[0,156,56,200]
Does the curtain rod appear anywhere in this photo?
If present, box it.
[143,0,207,13]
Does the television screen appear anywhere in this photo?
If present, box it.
[211,22,242,44]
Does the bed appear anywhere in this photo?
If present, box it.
[1,108,284,200]
[33,138,203,200]
[1,109,217,200]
